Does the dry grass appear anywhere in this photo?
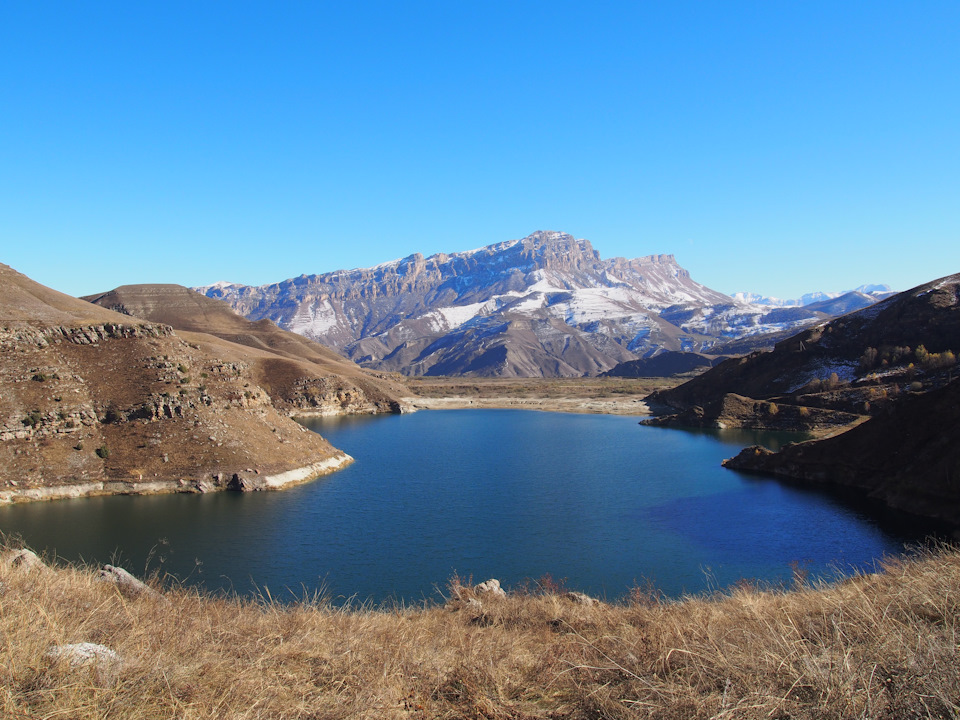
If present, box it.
[2,543,959,719]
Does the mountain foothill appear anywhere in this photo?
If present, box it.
[0,264,408,504]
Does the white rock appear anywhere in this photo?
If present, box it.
[99,564,163,601]
[1,548,53,575]
[45,642,122,669]
[474,578,507,598]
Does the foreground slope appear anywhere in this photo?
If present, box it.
[0,264,351,503]
[200,230,853,377]
[4,543,959,719]
[84,284,409,415]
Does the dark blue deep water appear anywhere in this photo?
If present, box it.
[0,410,931,603]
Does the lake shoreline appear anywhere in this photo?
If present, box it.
[0,451,354,505]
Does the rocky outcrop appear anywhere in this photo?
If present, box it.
[99,564,163,600]
[643,393,863,433]
[45,643,123,672]
[474,578,507,598]
[564,591,600,606]
[1,548,53,575]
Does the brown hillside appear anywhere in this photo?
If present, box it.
[724,376,960,524]
[0,265,351,503]
[648,272,960,413]
[83,284,409,414]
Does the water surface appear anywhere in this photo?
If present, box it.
[0,410,929,603]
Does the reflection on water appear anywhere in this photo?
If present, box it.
[0,410,935,604]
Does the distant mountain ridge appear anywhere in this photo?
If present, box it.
[198,231,888,377]
[732,285,894,308]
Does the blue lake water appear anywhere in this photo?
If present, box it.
[0,410,931,604]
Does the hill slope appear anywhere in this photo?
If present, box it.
[724,376,960,523]
[0,264,355,503]
[647,272,960,413]
[83,284,408,415]
[645,272,960,523]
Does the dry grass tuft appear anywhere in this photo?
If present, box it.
[2,542,959,718]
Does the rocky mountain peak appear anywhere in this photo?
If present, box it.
[197,231,863,377]
[512,230,600,272]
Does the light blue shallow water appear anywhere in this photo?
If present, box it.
[0,410,928,603]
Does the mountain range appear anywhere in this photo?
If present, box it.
[198,231,887,377]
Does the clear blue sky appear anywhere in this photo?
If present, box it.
[2,2,958,300]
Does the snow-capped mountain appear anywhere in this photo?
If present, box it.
[732,285,894,308]
[197,231,881,377]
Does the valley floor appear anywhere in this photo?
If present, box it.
[403,376,681,415]
[3,542,958,719]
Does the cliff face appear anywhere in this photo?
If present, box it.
[83,284,409,416]
[198,231,844,377]
[0,264,353,503]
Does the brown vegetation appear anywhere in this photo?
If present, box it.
[406,377,677,400]
[3,542,959,719]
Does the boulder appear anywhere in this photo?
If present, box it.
[1,548,53,576]
[564,591,600,606]
[45,642,122,670]
[98,564,164,601]
[45,642,123,685]
[474,578,507,598]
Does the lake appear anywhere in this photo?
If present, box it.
[0,410,932,604]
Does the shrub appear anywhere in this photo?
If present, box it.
[95,445,110,459]
[21,411,43,428]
